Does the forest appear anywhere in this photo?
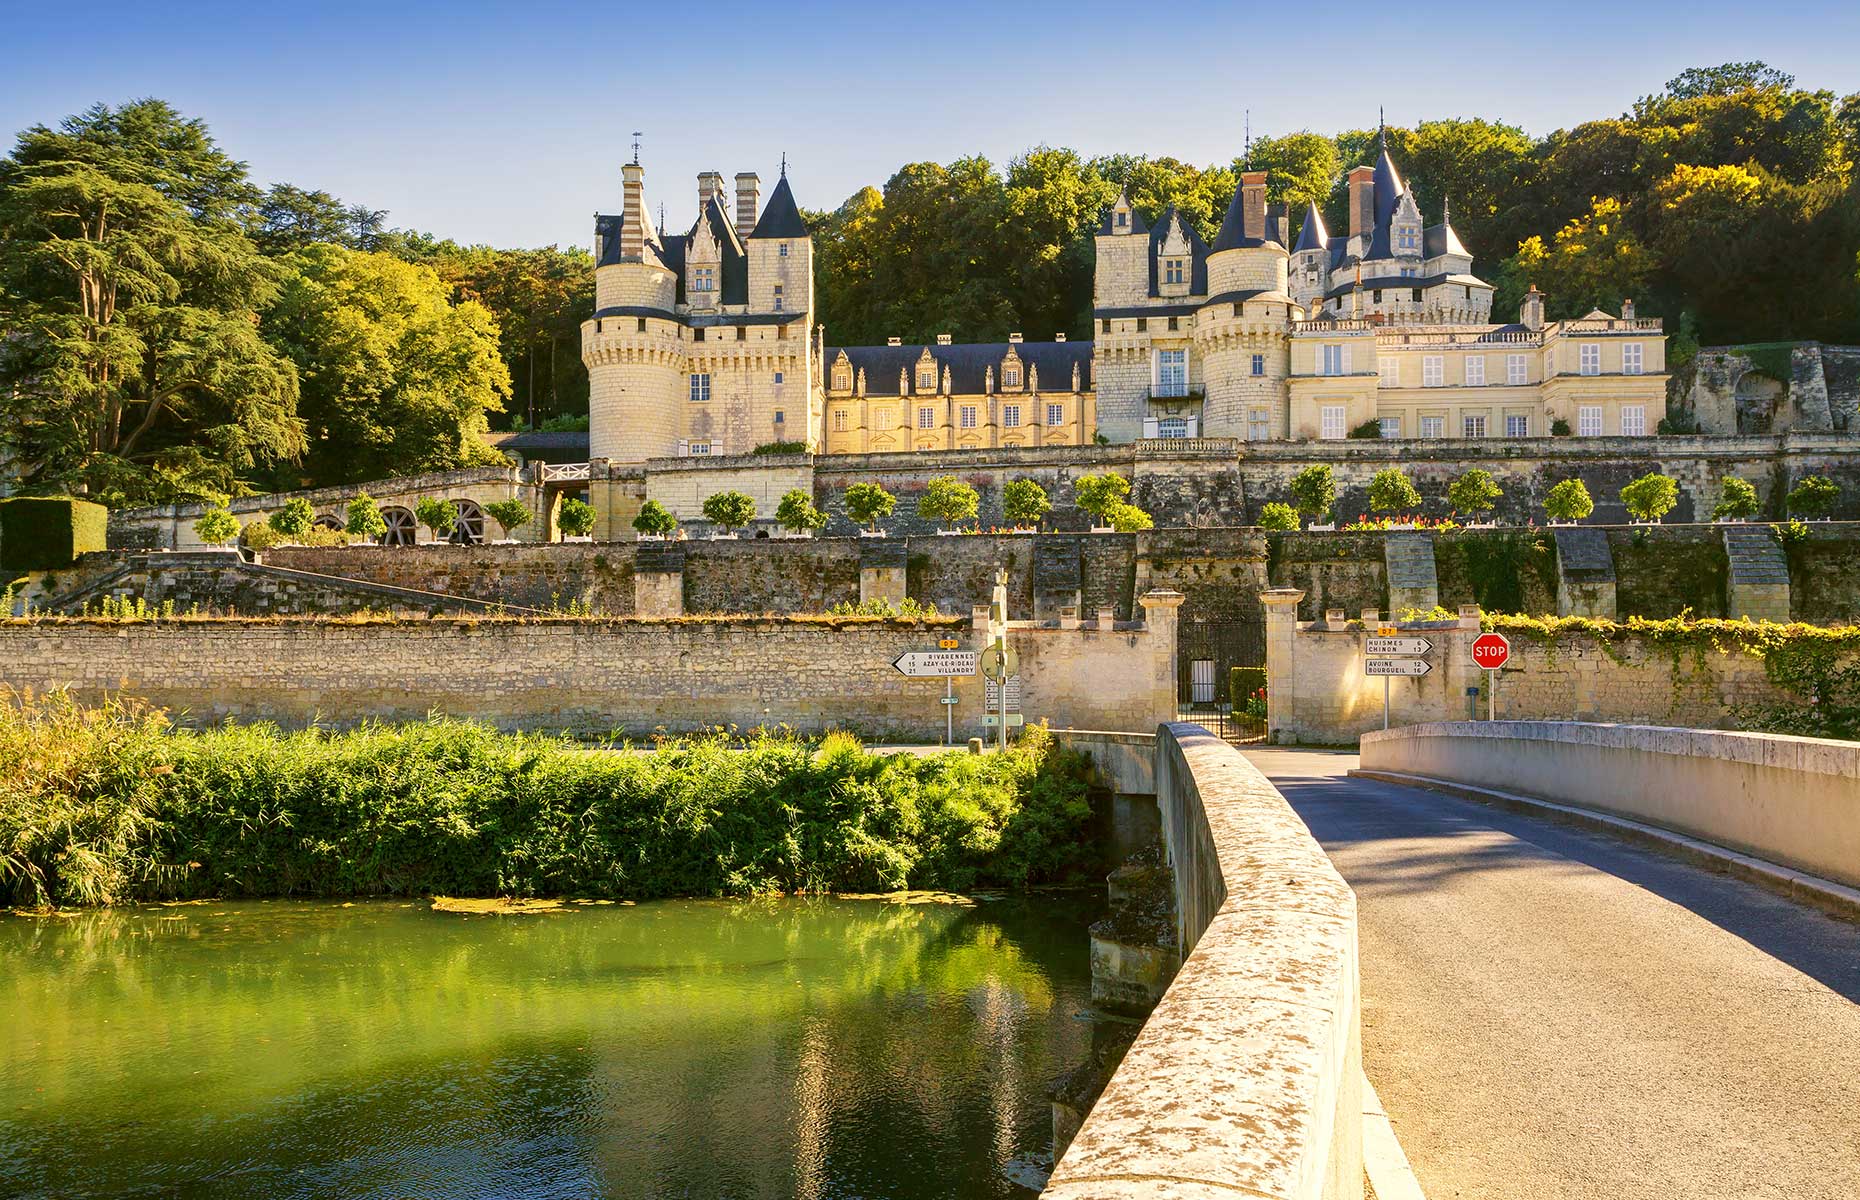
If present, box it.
[1,63,1856,506]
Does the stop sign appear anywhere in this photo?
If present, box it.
[1471,632,1511,670]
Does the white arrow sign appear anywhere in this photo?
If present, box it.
[893,650,978,678]
[1366,657,1433,677]
[1365,636,1433,657]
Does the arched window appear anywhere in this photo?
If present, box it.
[378,507,416,547]
[449,499,485,545]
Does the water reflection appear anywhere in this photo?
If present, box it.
[0,894,1099,1200]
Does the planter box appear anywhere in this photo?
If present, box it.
[935,529,964,536]
[708,533,741,540]
[858,529,888,538]
[635,534,667,542]
[1387,522,1418,530]
[1090,525,1115,534]
[1464,521,1499,529]
[771,530,815,539]
[1304,522,1336,532]
[562,535,593,543]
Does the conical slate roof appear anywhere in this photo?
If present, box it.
[1293,202,1329,252]
[1211,183,1254,252]
[749,175,808,238]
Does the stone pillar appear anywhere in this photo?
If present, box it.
[1384,532,1439,616]
[859,539,908,607]
[1138,590,1185,729]
[1259,588,1305,743]
[1553,527,1618,618]
[633,543,685,617]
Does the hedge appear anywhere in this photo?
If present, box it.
[0,497,109,571]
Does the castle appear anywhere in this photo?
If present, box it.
[582,133,1670,462]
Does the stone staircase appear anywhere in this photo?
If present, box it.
[1552,527,1617,618]
[1384,532,1439,615]
[1721,525,1792,621]
[1034,535,1084,621]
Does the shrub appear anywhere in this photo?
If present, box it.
[537,413,590,432]
[1228,666,1267,711]
[775,489,827,534]
[1074,473,1132,524]
[1711,476,1761,521]
[1367,467,1421,513]
[1543,478,1594,523]
[1620,472,1679,523]
[1447,468,1503,516]
[0,497,109,571]
[1551,418,1572,436]
[918,476,980,529]
[345,493,388,541]
[415,497,459,538]
[632,499,678,538]
[240,520,286,551]
[1289,464,1335,520]
[485,499,531,537]
[193,508,240,546]
[751,440,809,456]
[1002,479,1051,527]
[843,482,896,532]
[267,497,316,537]
[1348,418,1383,439]
[1105,501,1153,532]
[702,490,757,533]
[1257,502,1299,531]
[1657,409,1700,435]
[1787,475,1840,518]
[557,498,596,538]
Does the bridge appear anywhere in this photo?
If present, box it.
[1052,721,1860,1200]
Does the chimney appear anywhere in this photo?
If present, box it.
[1348,165,1376,239]
[698,171,725,211]
[936,333,952,345]
[1521,284,1545,331]
[1241,170,1267,241]
[734,172,760,232]
[1054,332,1066,342]
[621,163,646,260]
[1621,298,1636,320]
[1008,332,1024,343]
[886,336,902,346]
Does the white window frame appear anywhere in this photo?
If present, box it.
[693,266,714,292]
[1420,415,1444,439]
[778,243,789,257]
[1002,366,1021,389]
[1003,404,1022,428]
[1507,354,1527,385]
[1579,343,1601,376]
[1422,356,1444,387]
[1463,414,1487,438]
[1247,409,1270,442]
[1465,357,1485,386]
[959,405,978,429]
[918,407,934,429]
[1621,405,1646,436]
[917,369,936,392]
[1320,405,1347,440]
[833,410,848,432]
[1378,357,1399,387]
[1164,258,1184,285]
[1506,414,1529,437]
[1380,416,1401,438]
[1156,349,1188,397]
[1047,402,1064,425]
[688,441,711,456]
[689,373,710,402]
[1578,406,1603,437]
[1320,344,1347,377]
[1157,416,1189,438]
[832,367,850,391]
[1623,343,1644,375]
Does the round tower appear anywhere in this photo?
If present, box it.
[1198,171,1293,439]
[584,162,684,462]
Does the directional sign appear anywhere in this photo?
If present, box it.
[1365,636,1433,657]
[892,650,977,678]
[978,645,1019,682]
[984,675,1022,711]
[1471,632,1512,670]
[1366,657,1432,677]
[983,713,1026,729]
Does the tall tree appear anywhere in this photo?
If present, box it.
[246,183,388,254]
[0,100,303,505]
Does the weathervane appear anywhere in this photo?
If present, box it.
[780,151,788,178]
[1378,107,1386,149]
[631,132,642,165]
[1243,109,1251,166]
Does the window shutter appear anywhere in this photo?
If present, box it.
[1340,346,1352,374]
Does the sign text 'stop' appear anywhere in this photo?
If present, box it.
[1471,632,1512,670]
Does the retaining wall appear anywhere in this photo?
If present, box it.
[1359,721,1860,890]
[1047,724,1363,1200]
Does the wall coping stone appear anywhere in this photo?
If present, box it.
[1362,720,1859,780]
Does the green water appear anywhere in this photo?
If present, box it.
[0,893,1102,1200]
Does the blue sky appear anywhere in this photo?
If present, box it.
[2,0,1856,250]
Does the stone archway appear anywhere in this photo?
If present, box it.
[448,499,485,545]
[1734,372,1785,434]
[379,506,417,547]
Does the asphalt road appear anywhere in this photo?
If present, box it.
[1246,747,1860,1200]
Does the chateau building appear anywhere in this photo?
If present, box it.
[583,135,1667,463]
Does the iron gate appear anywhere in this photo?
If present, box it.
[1176,619,1267,743]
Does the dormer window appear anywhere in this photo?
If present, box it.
[832,364,851,391]
[1164,258,1184,285]
[1397,227,1419,252]
[1002,365,1022,389]
[1116,211,1128,228]
[917,367,937,391]
[693,266,715,292]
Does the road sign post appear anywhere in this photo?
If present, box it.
[892,649,979,747]
[1470,632,1512,722]
[1365,630,1434,730]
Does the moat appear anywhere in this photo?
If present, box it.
[0,894,1103,1199]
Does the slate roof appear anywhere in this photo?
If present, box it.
[1093,302,1202,320]
[1293,203,1329,253]
[1424,221,1470,258]
[823,341,1094,397]
[749,175,808,239]
[1147,206,1209,297]
[592,305,808,327]
[1367,146,1406,260]
[1097,193,1149,236]
[1324,272,1492,301]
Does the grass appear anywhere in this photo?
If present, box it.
[0,692,1097,909]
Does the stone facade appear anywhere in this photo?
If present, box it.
[1669,342,1860,434]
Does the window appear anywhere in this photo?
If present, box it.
[636,317,647,332]
[1579,343,1600,375]
[832,366,850,391]
[1047,402,1064,425]
[1465,357,1485,386]
[689,441,711,456]
[1003,404,1022,428]
[1116,211,1128,228]
[1397,226,1419,251]
[693,327,705,342]
[834,410,848,432]
[1507,354,1527,385]
[1420,416,1444,439]
[735,326,747,342]
[1422,356,1444,387]
[1157,417,1188,438]
[1248,409,1270,441]
[1378,357,1399,387]
[1135,318,1147,332]
[1411,288,1423,302]
[773,284,784,311]
[689,373,710,402]
[1320,344,1348,376]
[1506,414,1529,437]
[1579,406,1603,437]
[1623,343,1644,375]
[959,405,977,429]
[874,408,896,431]
[1251,354,1265,377]
[1380,416,1401,438]
[779,243,789,257]
[1463,415,1486,438]
[693,266,714,292]
[1164,258,1184,284]
[1156,349,1187,397]
[1373,290,1383,303]
[773,371,784,384]
[1320,405,1347,440]
[773,409,784,424]
[917,368,937,391]
[1102,318,1112,333]
[1002,365,1021,389]
[1621,405,1646,436]
[918,407,934,429]
[1167,316,1179,331]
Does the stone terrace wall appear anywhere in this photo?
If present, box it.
[267,544,636,612]
[1,611,1178,740]
[1787,527,1860,625]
